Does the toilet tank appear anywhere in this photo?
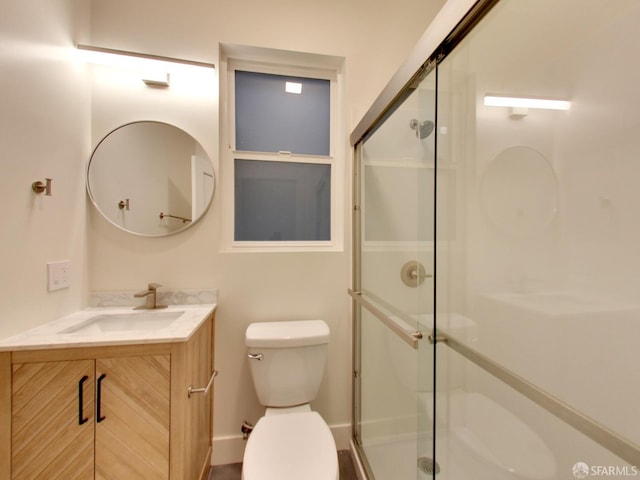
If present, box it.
[245,320,330,407]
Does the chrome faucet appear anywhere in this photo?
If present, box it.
[134,283,167,309]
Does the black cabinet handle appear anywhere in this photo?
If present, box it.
[78,375,89,425]
[96,373,107,423]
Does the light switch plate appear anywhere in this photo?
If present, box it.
[47,260,70,291]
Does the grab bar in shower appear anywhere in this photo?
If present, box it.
[439,331,640,467]
[348,289,423,349]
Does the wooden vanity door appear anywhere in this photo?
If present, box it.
[95,355,170,480]
[12,359,95,480]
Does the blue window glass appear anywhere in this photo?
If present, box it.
[235,71,330,155]
[234,159,331,241]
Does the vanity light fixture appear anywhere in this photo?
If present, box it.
[484,95,570,111]
[76,44,215,87]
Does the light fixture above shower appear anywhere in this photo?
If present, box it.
[409,119,435,139]
[483,95,570,111]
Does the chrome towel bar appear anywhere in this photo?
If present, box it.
[188,370,218,398]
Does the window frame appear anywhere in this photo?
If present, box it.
[221,55,344,252]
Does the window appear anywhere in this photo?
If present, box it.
[234,71,330,156]
[235,159,331,241]
[222,52,343,251]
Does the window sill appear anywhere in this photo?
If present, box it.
[221,240,343,253]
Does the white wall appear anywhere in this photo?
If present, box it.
[86,0,446,465]
[0,0,90,338]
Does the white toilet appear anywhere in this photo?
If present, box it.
[242,320,338,480]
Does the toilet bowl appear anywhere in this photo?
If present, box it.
[242,409,338,480]
[242,320,338,480]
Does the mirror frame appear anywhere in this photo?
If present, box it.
[87,121,215,237]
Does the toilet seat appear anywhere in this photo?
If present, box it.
[242,411,338,480]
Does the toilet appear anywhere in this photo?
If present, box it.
[242,320,338,480]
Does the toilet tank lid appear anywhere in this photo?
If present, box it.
[246,320,330,348]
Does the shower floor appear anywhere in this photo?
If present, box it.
[362,390,558,479]
[363,430,531,480]
[363,433,436,480]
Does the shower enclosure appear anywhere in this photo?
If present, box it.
[350,0,640,478]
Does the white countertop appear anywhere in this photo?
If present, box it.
[0,304,216,352]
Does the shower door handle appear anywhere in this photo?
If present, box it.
[248,353,264,361]
[348,289,423,349]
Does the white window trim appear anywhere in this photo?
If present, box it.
[219,47,345,253]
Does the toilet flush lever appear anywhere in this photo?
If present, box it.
[248,353,264,361]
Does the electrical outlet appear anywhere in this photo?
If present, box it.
[47,260,71,291]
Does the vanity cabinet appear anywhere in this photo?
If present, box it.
[0,312,215,480]
[11,355,170,480]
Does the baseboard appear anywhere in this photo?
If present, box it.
[210,434,246,466]
[330,422,352,451]
[211,422,352,466]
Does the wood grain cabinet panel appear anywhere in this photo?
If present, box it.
[11,360,94,480]
[95,355,170,480]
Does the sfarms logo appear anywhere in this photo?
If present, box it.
[572,462,638,478]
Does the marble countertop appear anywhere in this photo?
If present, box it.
[0,303,216,352]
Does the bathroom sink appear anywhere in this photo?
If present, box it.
[60,310,184,335]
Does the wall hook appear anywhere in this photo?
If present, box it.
[32,178,52,196]
[118,199,130,210]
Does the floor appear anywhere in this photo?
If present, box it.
[209,450,358,479]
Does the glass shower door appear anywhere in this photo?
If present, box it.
[354,66,437,479]
[354,1,640,478]
[433,1,640,478]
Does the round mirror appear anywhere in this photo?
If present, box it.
[87,121,215,236]
[480,146,558,236]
